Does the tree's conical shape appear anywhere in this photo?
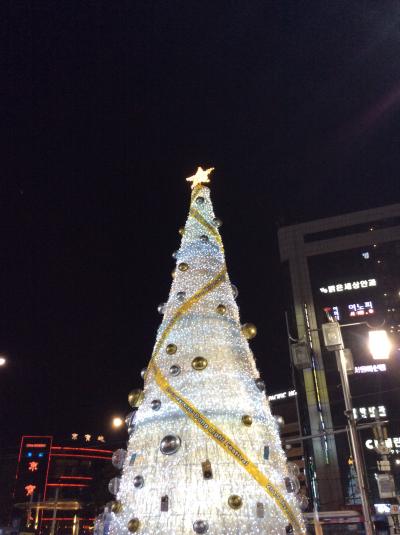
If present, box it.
[109,176,305,535]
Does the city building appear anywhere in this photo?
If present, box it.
[278,202,400,513]
[13,434,120,535]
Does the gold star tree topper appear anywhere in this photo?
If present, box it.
[186,166,215,189]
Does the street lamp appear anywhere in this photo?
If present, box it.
[322,320,375,535]
[368,330,391,360]
[0,355,7,366]
[112,416,124,429]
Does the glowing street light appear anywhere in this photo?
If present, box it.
[368,330,391,360]
[0,356,6,366]
[112,416,124,429]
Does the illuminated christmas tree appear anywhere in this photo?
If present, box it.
[109,168,305,535]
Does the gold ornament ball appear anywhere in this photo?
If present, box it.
[228,495,243,510]
[111,500,123,513]
[216,304,226,315]
[171,268,176,279]
[127,518,140,533]
[128,389,144,408]
[178,227,185,236]
[241,323,257,340]
[242,415,253,426]
[192,356,208,371]
[178,262,189,272]
[166,343,177,355]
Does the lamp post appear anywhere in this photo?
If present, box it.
[322,320,375,535]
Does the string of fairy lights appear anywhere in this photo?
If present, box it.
[106,169,305,535]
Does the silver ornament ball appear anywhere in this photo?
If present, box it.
[213,217,222,227]
[255,378,265,392]
[160,435,181,455]
[169,364,181,376]
[157,303,166,314]
[140,368,147,379]
[133,475,144,489]
[200,235,209,243]
[196,196,205,205]
[108,477,121,496]
[176,291,186,301]
[231,284,239,298]
[111,449,127,470]
[193,520,209,534]
[151,399,161,411]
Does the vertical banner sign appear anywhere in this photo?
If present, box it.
[15,436,52,502]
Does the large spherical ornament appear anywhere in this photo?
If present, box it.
[157,303,166,314]
[127,518,140,533]
[176,291,186,301]
[241,323,257,340]
[228,495,243,510]
[216,304,226,315]
[169,364,181,376]
[287,461,300,477]
[178,262,189,272]
[274,415,285,427]
[160,434,181,455]
[125,411,134,427]
[133,475,144,489]
[200,234,209,243]
[111,500,123,513]
[193,520,209,534]
[151,399,161,411]
[284,475,301,494]
[178,227,185,236]
[213,217,222,227]
[108,477,121,496]
[128,389,144,408]
[242,415,253,426]
[231,284,238,298]
[297,493,309,511]
[172,250,178,259]
[166,343,177,355]
[192,356,208,371]
[285,525,294,534]
[196,196,205,205]
[140,368,147,379]
[255,378,265,392]
[111,448,127,470]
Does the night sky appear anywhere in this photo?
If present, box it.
[2,2,400,450]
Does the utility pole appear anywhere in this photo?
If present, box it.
[322,320,375,535]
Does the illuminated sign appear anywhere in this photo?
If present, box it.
[354,363,386,374]
[366,437,400,453]
[319,279,377,294]
[353,406,386,420]
[268,390,297,402]
[348,301,374,317]
[15,436,52,502]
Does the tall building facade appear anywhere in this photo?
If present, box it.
[278,202,400,511]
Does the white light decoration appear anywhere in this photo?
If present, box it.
[368,330,391,360]
[109,176,305,535]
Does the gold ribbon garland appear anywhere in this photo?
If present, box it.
[145,201,303,533]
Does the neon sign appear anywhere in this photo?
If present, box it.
[354,363,386,374]
[268,390,297,402]
[353,406,386,420]
[348,301,374,317]
[319,279,377,294]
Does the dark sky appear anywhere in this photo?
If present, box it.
[2,1,400,449]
